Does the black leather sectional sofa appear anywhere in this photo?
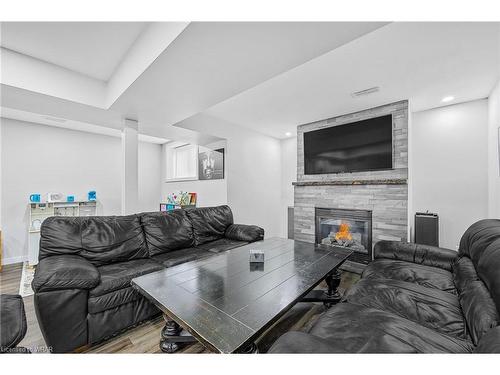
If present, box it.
[32,205,264,353]
[0,294,29,353]
[270,219,500,353]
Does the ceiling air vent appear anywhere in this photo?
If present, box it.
[42,116,67,123]
[351,86,380,98]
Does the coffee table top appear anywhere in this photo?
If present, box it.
[131,238,352,353]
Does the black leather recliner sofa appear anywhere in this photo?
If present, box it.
[32,205,264,353]
[0,294,29,353]
[270,219,500,353]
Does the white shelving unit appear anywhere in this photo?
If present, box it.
[28,201,97,266]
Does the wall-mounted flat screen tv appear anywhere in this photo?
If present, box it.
[304,114,393,174]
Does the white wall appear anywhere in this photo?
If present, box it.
[0,118,161,264]
[161,140,228,207]
[280,136,297,237]
[177,114,283,237]
[0,119,2,230]
[488,79,500,219]
[225,127,282,237]
[412,99,489,249]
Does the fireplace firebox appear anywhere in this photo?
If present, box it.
[315,207,372,264]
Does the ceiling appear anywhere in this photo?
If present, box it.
[110,22,387,127]
[201,22,500,138]
[1,22,499,143]
[0,106,169,143]
[1,22,147,81]
[0,84,223,146]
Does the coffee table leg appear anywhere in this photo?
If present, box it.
[238,342,259,354]
[160,319,181,353]
[324,268,342,307]
[160,315,198,353]
[300,268,343,307]
[164,319,181,336]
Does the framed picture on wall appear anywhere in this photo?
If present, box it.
[198,147,225,180]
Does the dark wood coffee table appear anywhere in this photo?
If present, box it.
[131,238,352,353]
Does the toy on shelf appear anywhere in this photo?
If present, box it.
[88,191,97,201]
[29,194,41,203]
[47,192,64,202]
[160,192,197,212]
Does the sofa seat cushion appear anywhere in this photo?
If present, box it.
[151,247,214,268]
[0,294,27,350]
[88,287,142,314]
[90,259,163,297]
[344,278,467,339]
[474,326,500,353]
[196,238,248,253]
[362,258,457,294]
[459,280,499,345]
[303,303,473,353]
[477,237,500,318]
[453,256,480,293]
[88,297,160,344]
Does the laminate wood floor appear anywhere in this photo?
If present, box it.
[0,262,359,354]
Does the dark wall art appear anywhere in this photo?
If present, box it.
[198,147,225,180]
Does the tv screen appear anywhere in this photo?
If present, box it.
[304,114,393,174]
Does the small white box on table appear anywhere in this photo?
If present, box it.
[249,249,265,263]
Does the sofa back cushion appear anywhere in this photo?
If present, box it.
[39,216,84,260]
[186,205,234,245]
[458,219,500,268]
[79,215,148,266]
[140,210,195,256]
[40,215,148,266]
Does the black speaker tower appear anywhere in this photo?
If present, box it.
[415,212,439,247]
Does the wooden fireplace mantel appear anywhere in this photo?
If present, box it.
[292,179,408,186]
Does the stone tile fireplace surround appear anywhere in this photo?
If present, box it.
[293,100,408,272]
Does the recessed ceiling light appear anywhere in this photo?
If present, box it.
[441,96,455,103]
[285,132,292,137]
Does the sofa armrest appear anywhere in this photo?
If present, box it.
[225,224,264,242]
[32,254,100,293]
[374,241,458,272]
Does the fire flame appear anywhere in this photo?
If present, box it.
[335,222,353,241]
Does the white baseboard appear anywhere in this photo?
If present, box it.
[2,255,28,266]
